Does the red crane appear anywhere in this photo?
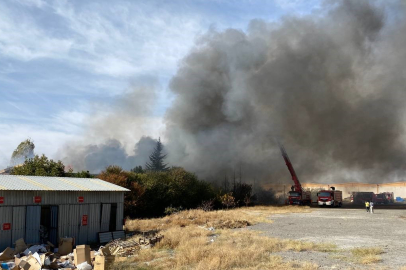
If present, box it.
[276,140,311,205]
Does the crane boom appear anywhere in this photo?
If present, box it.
[277,140,303,193]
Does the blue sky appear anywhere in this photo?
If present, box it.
[0,0,321,168]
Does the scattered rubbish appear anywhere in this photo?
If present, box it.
[14,240,27,254]
[58,238,74,256]
[0,262,16,270]
[0,248,15,261]
[76,262,92,270]
[73,245,91,266]
[0,233,164,269]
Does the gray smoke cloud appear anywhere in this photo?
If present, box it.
[62,137,156,173]
[59,0,406,184]
[164,0,406,183]
[58,77,162,173]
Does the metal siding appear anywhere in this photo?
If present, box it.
[69,205,80,242]
[0,207,12,250]
[116,202,124,231]
[0,175,129,191]
[58,205,70,238]
[100,204,111,232]
[12,206,26,244]
[25,206,41,244]
[88,204,101,243]
[78,204,89,245]
[0,190,126,206]
[49,206,58,246]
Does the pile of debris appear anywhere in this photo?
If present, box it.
[0,234,164,270]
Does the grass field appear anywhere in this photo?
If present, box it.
[117,206,338,269]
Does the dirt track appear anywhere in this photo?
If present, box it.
[250,208,406,269]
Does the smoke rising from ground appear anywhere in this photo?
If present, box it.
[58,78,162,172]
[164,0,406,183]
[61,0,406,183]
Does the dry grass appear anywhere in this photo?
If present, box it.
[351,247,383,264]
[125,205,311,232]
[116,227,333,269]
[113,206,333,269]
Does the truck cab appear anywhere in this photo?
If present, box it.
[288,190,311,205]
[317,187,342,207]
[288,191,302,205]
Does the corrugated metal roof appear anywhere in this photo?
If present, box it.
[0,175,129,191]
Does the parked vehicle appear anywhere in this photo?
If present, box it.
[277,140,311,205]
[350,192,375,204]
[375,192,394,204]
[317,187,342,207]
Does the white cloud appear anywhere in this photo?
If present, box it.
[0,1,206,79]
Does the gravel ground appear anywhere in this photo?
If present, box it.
[250,208,406,269]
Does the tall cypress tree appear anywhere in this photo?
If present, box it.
[145,138,169,171]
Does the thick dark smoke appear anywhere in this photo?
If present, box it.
[59,0,406,183]
[164,0,406,183]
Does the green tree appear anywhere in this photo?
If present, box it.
[131,166,144,173]
[145,138,169,172]
[11,139,35,165]
[66,168,93,178]
[11,154,65,177]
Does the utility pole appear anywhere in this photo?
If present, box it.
[233,169,236,194]
[239,163,242,185]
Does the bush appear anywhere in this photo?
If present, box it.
[101,166,216,218]
[135,167,216,217]
[164,205,183,215]
[220,193,236,209]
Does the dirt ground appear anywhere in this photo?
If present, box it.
[250,207,406,269]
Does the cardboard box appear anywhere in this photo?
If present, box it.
[27,254,41,270]
[94,255,116,270]
[58,238,73,256]
[18,260,31,270]
[15,238,28,253]
[15,255,28,266]
[0,247,15,261]
[73,245,91,266]
[99,246,111,256]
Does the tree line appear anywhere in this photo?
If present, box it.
[8,138,276,217]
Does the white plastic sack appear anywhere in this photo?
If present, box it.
[76,262,92,270]
[32,252,42,266]
[28,245,47,254]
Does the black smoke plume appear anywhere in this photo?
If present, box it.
[164,0,406,183]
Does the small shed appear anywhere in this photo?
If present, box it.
[0,175,129,250]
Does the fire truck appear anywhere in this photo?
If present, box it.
[350,192,375,204]
[277,141,311,205]
[317,187,342,207]
[374,192,394,204]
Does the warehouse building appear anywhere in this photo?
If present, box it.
[0,175,128,250]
